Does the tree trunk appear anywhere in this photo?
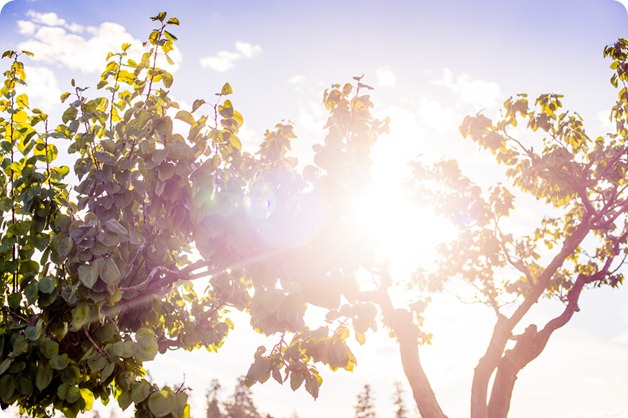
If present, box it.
[487,360,518,418]
[371,289,447,418]
[396,321,448,418]
[470,317,510,418]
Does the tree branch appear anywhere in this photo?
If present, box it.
[471,215,591,418]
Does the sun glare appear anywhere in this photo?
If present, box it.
[354,149,451,276]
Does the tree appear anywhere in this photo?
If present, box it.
[205,379,222,418]
[223,377,267,418]
[354,384,377,418]
[392,381,408,418]
[380,38,628,417]
[1,7,626,418]
[0,11,387,418]
[203,377,273,418]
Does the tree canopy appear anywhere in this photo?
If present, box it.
[0,10,627,418]
[0,12,386,418]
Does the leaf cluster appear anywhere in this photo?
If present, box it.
[0,12,390,418]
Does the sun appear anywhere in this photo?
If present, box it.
[354,148,451,276]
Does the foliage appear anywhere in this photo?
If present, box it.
[0,11,388,418]
[354,384,377,418]
[392,382,408,418]
[2,7,627,418]
[392,38,628,417]
[204,377,272,418]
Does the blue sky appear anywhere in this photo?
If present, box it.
[1,1,628,417]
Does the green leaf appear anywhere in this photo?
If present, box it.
[71,302,90,330]
[175,110,196,125]
[118,390,132,410]
[50,354,70,370]
[229,134,242,151]
[101,258,122,287]
[0,375,15,399]
[290,371,304,391]
[112,341,135,358]
[218,100,233,118]
[162,72,173,88]
[80,388,95,409]
[164,30,178,41]
[11,335,28,357]
[191,99,205,113]
[36,363,53,391]
[305,374,320,399]
[8,293,21,309]
[131,381,152,404]
[135,328,158,361]
[25,323,42,341]
[101,362,115,381]
[148,390,175,418]
[78,263,99,289]
[158,163,176,181]
[0,358,12,375]
[221,83,233,95]
[151,12,167,22]
[66,385,81,403]
[62,107,78,124]
[137,110,152,130]
[40,340,59,359]
[105,218,128,236]
[336,326,350,340]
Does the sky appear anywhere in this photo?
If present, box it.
[1,0,628,417]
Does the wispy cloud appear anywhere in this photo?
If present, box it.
[417,96,461,136]
[287,74,306,91]
[434,68,501,109]
[16,10,182,73]
[199,41,262,72]
[26,10,66,26]
[16,66,62,110]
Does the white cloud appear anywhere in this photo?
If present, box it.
[26,10,66,27]
[15,66,61,110]
[434,68,502,109]
[16,20,37,35]
[199,41,262,73]
[417,96,461,136]
[66,23,85,34]
[235,41,261,59]
[287,74,306,90]
[376,66,397,87]
[17,14,181,74]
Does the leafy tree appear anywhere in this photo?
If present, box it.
[223,377,270,418]
[203,377,273,418]
[354,384,377,418]
[379,38,628,417]
[205,379,222,418]
[0,10,386,418]
[2,6,626,418]
[392,381,408,418]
